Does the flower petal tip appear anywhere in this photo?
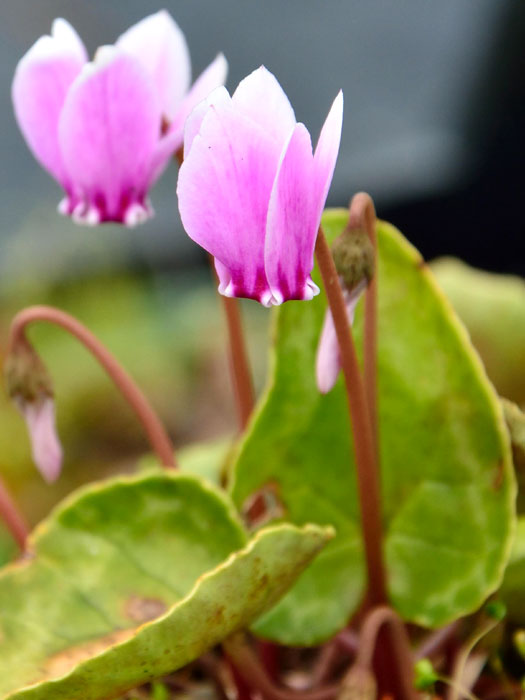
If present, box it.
[19,398,63,483]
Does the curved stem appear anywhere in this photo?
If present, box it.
[0,475,29,550]
[8,306,176,469]
[414,620,461,661]
[315,228,386,605]
[347,193,378,448]
[354,606,417,700]
[224,634,338,700]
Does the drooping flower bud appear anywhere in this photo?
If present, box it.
[4,340,62,482]
[315,225,375,394]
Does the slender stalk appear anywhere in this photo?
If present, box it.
[224,634,339,700]
[219,294,255,431]
[314,228,386,605]
[8,306,176,469]
[353,606,417,700]
[414,620,461,661]
[447,617,500,700]
[0,475,29,550]
[347,192,378,447]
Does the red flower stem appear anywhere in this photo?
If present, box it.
[219,293,255,432]
[224,634,339,700]
[347,193,378,447]
[8,306,176,469]
[0,475,29,550]
[353,606,417,700]
[314,228,386,606]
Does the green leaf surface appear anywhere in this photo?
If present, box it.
[138,436,233,486]
[0,472,330,699]
[231,211,515,644]
[500,516,525,623]
[432,258,525,405]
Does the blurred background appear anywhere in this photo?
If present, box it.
[0,1,524,543]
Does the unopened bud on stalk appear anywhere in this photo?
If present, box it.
[331,226,375,294]
[316,226,374,394]
[4,338,62,482]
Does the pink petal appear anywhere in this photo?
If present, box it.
[232,66,296,146]
[116,10,190,120]
[316,280,367,393]
[316,309,340,395]
[169,54,228,152]
[17,398,63,483]
[312,91,344,224]
[11,18,87,187]
[265,123,319,304]
[183,85,231,157]
[178,102,282,305]
[58,46,161,224]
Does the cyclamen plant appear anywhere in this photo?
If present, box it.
[0,9,523,700]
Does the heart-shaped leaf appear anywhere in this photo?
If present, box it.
[230,211,515,644]
[0,472,331,699]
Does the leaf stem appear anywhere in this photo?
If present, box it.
[347,193,378,447]
[224,633,339,700]
[8,306,176,469]
[353,606,417,700]
[0,475,29,550]
[314,228,386,605]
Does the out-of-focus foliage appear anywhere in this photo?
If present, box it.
[231,211,515,644]
[0,272,268,525]
[0,472,330,700]
[432,258,525,406]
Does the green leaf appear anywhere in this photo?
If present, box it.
[0,472,331,699]
[138,436,233,486]
[432,258,525,405]
[500,516,525,623]
[502,399,525,514]
[230,210,515,643]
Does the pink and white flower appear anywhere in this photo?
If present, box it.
[177,67,343,306]
[316,279,367,394]
[15,396,62,483]
[12,11,227,226]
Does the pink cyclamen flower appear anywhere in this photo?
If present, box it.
[15,397,63,483]
[177,67,343,306]
[316,279,367,394]
[12,11,227,226]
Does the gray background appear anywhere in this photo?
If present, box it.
[1,1,523,286]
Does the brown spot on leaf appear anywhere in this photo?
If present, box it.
[493,460,504,490]
[416,257,427,269]
[39,628,135,681]
[125,596,167,623]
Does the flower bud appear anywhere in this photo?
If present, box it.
[331,227,375,294]
[4,339,62,482]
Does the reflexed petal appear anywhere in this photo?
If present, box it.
[169,54,228,150]
[232,66,296,145]
[58,46,160,223]
[265,123,319,304]
[316,309,340,395]
[312,91,344,222]
[116,9,190,120]
[178,103,282,304]
[11,18,87,186]
[17,398,63,483]
[183,85,231,157]
[51,18,88,63]
[316,279,366,393]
